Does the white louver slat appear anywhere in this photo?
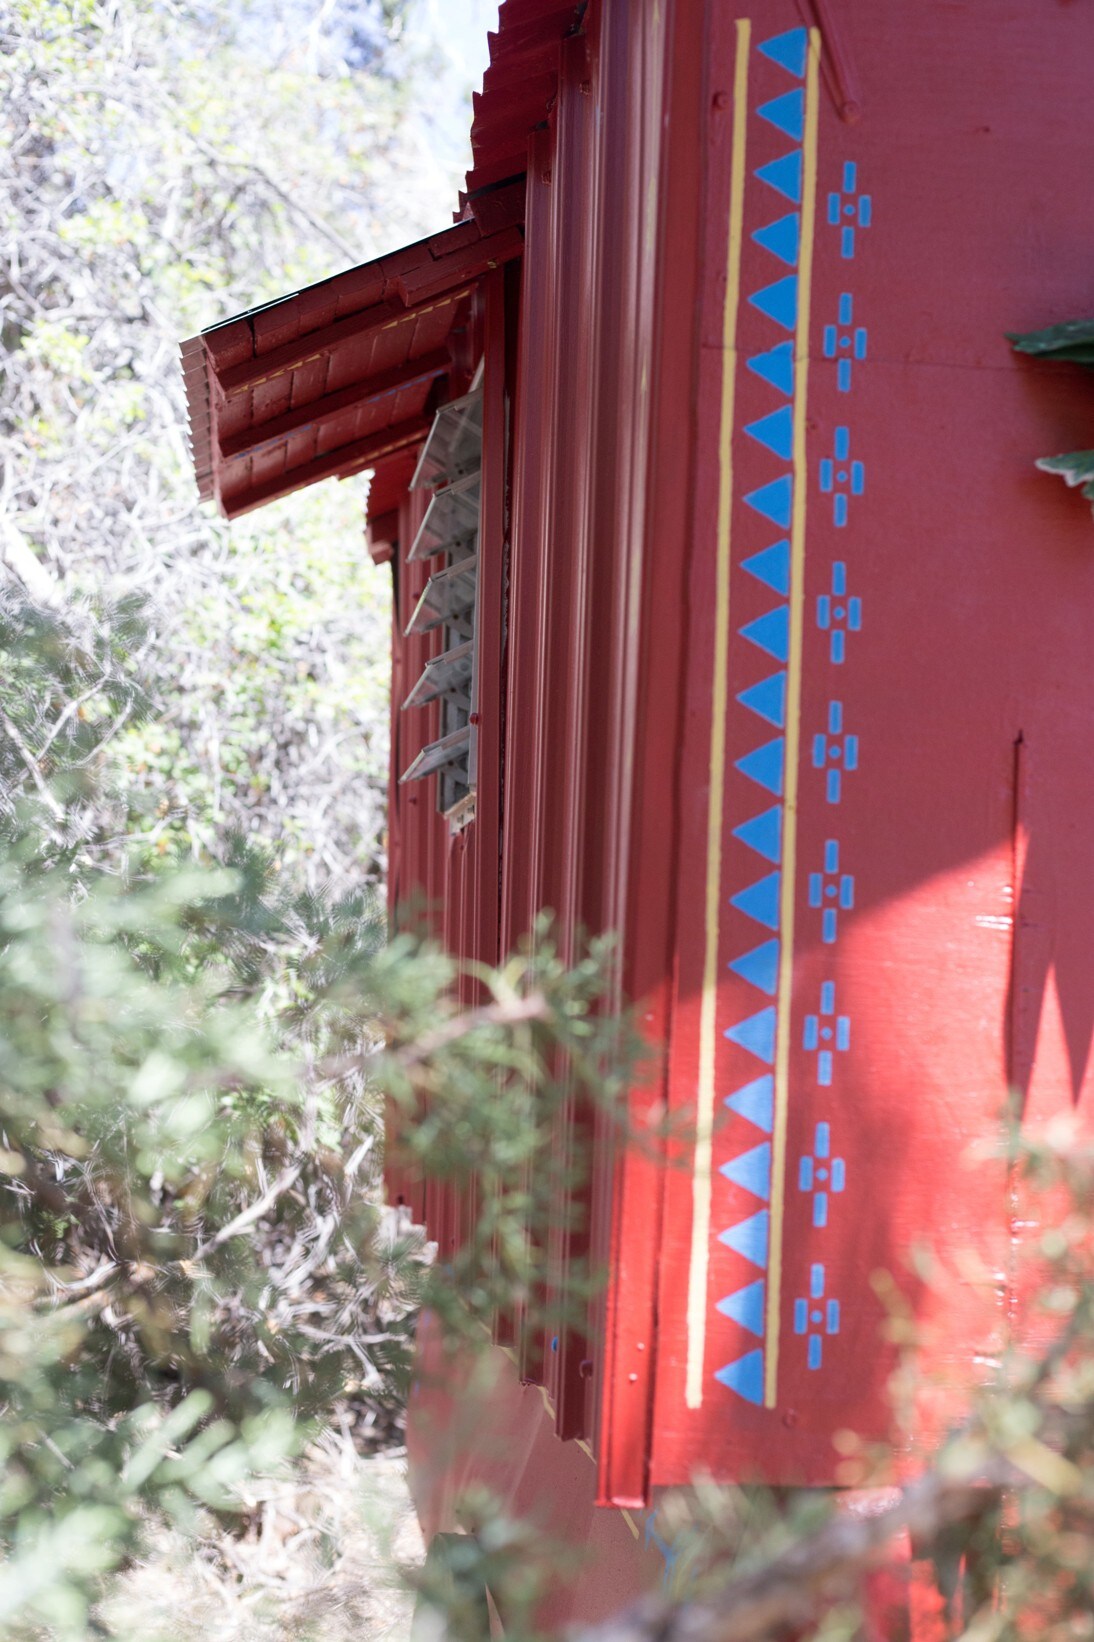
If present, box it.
[399,375,484,817]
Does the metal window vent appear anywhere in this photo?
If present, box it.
[410,387,483,491]
[399,369,485,816]
[407,471,482,563]
[400,640,475,711]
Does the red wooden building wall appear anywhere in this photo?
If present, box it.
[654,0,1094,1493]
[185,0,1094,1623]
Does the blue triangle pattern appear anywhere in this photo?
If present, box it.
[742,539,790,595]
[718,1209,770,1269]
[749,273,799,331]
[757,26,807,78]
[729,936,779,994]
[755,150,803,205]
[716,1279,766,1337]
[747,342,794,396]
[737,671,786,729]
[714,1348,764,1404]
[744,476,792,529]
[739,604,789,661]
[721,1141,772,1201]
[736,737,785,796]
[758,88,804,141]
[724,1003,777,1062]
[744,405,793,460]
[751,211,800,267]
[732,806,782,865]
[730,873,781,931]
[725,1072,774,1133]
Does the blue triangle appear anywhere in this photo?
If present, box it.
[739,604,789,662]
[744,476,792,529]
[747,342,794,396]
[742,539,790,595]
[754,150,803,205]
[721,1141,772,1201]
[737,671,786,729]
[736,737,784,796]
[732,806,782,865]
[714,1347,764,1404]
[751,211,800,267]
[716,1279,766,1337]
[749,273,799,331]
[718,1209,770,1269]
[744,405,793,460]
[730,873,781,932]
[724,1003,777,1062]
[757,26,807,78]
[729,936,780,994]
[725,1073,774,1133]
[757,88,804,141]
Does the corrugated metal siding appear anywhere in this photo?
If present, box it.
[389,0,698,1503]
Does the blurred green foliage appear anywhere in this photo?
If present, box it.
[0,582,637,1637]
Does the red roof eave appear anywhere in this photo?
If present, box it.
[181,0,585,520]
[181,212,522,520]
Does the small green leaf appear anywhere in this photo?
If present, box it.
[1010,317,1094,357]
[1035,450,1094,513]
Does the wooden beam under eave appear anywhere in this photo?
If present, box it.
[222,416,429,519]
[218,348,449,463]
[366,510,398,566]
[467,177,527,236]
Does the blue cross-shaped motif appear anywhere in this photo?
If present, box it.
[816,562,862,664]
[793,1261,841,1368]
[802,982,850,1085]
[820,427,865,527]
[812,700,859,804]
[808,839,854,944]
[823,292,868,392]
[798,1122,846,1228]
[827,161,872,259]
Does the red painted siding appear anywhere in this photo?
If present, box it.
[187,0,1094,1588]
[390,0,1094,1514]
[180,0,1094,1615]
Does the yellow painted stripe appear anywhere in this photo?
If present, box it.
[763,27,822,1410]
[685,16,751,1412]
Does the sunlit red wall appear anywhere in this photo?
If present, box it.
[379,0,1094,1526]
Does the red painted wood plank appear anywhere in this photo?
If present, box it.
[203,320,254,372]
[391,227,524,307]
[471,269,507,982]
[222,416,428,517]
[216,300,409,398]
[218,349,449,462]
[589,0,684,1508]
[366,451,416,524]
[467,177,528,237]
